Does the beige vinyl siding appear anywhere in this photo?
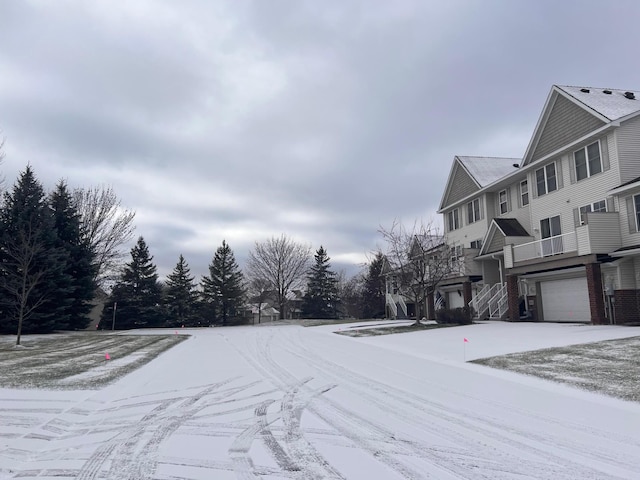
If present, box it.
[575,213,621,255]
[528,151,621,245]
[532,94,606,161]
[617,115,640,184]
[486,231,505,253]
[444,163,479,206]
[617,259,636,289]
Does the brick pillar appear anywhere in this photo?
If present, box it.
[586,263,606,325]
[506,275,519,322]
[462,281,472,307]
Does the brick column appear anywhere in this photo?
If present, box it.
[462,281,472,307]
[426,290,436,320]
[586,263,606,325]
[506,275,519,322]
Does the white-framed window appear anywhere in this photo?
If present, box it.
[535,162,557,196]
[498,189,509,214]
[634,194,640,232]
[447,208,460,231]
[470,239,482,249]
[520,179,529,206]
[579,200,607,225]
[467,198,481,224]
[450,244,463,263]
[574,141,602,181]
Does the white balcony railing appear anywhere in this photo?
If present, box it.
[512,232,577,263]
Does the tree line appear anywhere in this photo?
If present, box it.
[0,165,389,339]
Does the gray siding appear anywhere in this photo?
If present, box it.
[617,115,640,184]
[445,163,479,206]
[532,94,606,161]
[486,230,505,253]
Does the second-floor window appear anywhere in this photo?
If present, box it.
[498,189,509,214]
[450,244,463,263]
[470,239,482,249]
[579,200,607,225]
[520,179,529,206]
[574,141,602,181]
[448,208,460,231]
[536,162,557,196]
[467,198,481,224]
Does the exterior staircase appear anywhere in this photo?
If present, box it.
[469,283,508,320]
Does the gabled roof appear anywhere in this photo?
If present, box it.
[457,156,521,187]
[558,85,640,121]
[478,218,531,257]
[523,85,640,166]
[439,156,520,211]
[493,218,530,237]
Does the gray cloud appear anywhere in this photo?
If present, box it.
[2,0,640,282]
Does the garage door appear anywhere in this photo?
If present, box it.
[540,277,590,322]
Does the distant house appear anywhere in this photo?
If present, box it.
[436,85,640,324]
[244,303,280,323]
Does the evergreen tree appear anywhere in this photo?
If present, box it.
[101,236,163,329]
[201,240,245,325]
[50,181,96,330]
[0,166,68,338]
[164,254,197,327]
[361,252,386,318]
[301,246,339,319]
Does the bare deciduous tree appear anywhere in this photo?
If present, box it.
[247,234,311,319]
[380,218,460,321]
[1,222,48,346]
[73,185,136,286]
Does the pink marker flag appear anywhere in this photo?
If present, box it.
[105,353,111,360]
[463,338,469,343]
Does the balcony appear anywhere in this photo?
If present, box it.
[511,232,577,264]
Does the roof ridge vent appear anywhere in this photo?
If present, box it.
[580,88,590,93]
[624,91,636,100]
[603,89,612,94]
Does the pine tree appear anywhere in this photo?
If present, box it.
[0,166,68,339]
[50,181,96,330]
[361,252,386,319]
[164,254,198,327]
[102,237,163,329]
[302,246,339,319]
[201,240,245,326]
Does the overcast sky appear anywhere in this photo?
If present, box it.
[1,0,640,281]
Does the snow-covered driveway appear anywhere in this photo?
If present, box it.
[1,323,639,479]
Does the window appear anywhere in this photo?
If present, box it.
[535,162,557,196]
[579,200,607,225]
[634,195,640,232]
[447,208,460,231]
[520,180,529,206]
[467,198,481,224]
[470,239,482,249]
[498,189,509,214]
[574,141,602,181]
[540,215,562,256]
[450,244,463,263]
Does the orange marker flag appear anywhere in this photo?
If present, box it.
[463,338,469,343]
[105,353,111,360]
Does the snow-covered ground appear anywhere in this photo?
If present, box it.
[1,322,639,479]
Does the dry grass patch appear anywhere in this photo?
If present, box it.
[473,336,640,402]
[0,332,187,390]
[335,321,456,337]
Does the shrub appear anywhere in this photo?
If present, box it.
[436,307,473,325]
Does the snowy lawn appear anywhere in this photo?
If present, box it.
[1,322,640,479]
[0,332,186,389]
[473,335,640,402]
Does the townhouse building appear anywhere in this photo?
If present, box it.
[438,85,640,324]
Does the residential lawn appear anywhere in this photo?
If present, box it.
[0,332,187,390]
[335,321,458,337]
[473,335,640,402]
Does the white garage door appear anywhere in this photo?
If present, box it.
[540,277,590,322]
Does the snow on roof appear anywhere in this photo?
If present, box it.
[558,85,640,121]
[457,156,521,187]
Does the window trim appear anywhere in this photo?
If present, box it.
[535,162,558,196]
[574,141,602,181]
[519,179,529,206]
[498,189,509,215]
[447,208,460,231]
[634,194,640,232]
[467,198,481,224]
